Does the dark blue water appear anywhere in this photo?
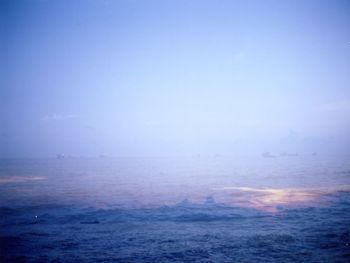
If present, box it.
[1,156,350,262]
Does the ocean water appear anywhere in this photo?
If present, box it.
[1,156,350,262]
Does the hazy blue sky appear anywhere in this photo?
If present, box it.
[1,0,350,157]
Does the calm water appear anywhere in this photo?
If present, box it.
[1,156,350,262]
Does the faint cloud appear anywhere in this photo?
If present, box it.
[41,114,78,121]
[1,132,10,138]
[233,51,246,62]
[144,120,162,127]
[317,100,350,113]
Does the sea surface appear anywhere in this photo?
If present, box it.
[1,155,350,262]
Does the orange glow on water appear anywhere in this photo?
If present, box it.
[214,186,342,212]
[0,176,47,184]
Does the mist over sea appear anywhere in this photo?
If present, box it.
[1,155,350,262]
[2,0,350,261]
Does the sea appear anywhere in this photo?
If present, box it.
[1,155,350,262]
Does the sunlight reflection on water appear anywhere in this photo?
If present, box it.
[0,176,47,184]
[1,156,350,213]
[212,186,336,212]
[1,157,350,263]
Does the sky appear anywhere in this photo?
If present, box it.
[1,0,350,157]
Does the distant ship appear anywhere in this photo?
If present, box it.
[261,152,275,158]
[280,152,299,157]
[56,154,65,159]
